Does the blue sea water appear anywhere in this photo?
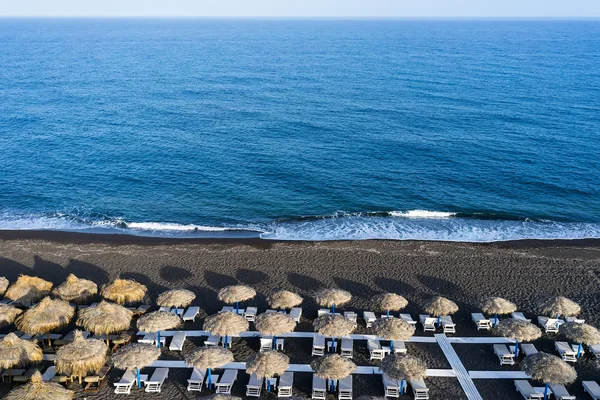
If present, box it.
[1,18,600,241]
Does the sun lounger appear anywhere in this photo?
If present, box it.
[84,365,110,393]
[510,343,538,357]
[338,375,352,400]
[343,311,358,323]
[368,339,386,360]
[169,331,186,351]
[472,313,491,330]
[33,333,63,342]
[512,312,532,323]
[583,381,600,400]
[260,337,273,352]
[2,369,25,382]
[215,369,238,394]
[514,380,544,399]
[159,306,171,312]
[440,315,456,334]
[204,335,221,346]
[318,308,331,317]
[51,373,69,384]
[555,341,577,362]
[265,376,278,391]
[312,375,327,400]
[112,331,134,350]
[392,340,407,354]
[341,338,353,358]
[312,335,326,356]
[419,314,436,332]
[246,373,262,397]
[410,378,430,399]
[591,344,600,358]
[42,366,57,382]
[494,344,516,365]
[114,369,137,394]
[278,372,293,397]
[549,384,576,400]
[538,316,563,333]
[145,367,168,393]
[183,306,200,322]
[244,306,258,322]
[363,311,377,328]
[13,366,37,382]
[289,307,302,322]
[186,368,206,391]
[139,332,165,346]
[400,313,416,325]
[565,316,585,324]
[383,373,401,398]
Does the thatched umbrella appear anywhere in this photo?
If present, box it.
[481,297,517,328]
[246,350,289,391]
[540,296,581,330]
[0,303,23,327]
[218,285,256,313]
[52,274,98,305]
[76,300,133,344]
[185,346,234,390]
[16,297,75,345]
[371,318,415,351]
[0,332,43,382]
[55,330,108,383]
[0,277,9,296]
[313,314,356,352]
[137,311,181,349]
[562,322,600,358]
[424,296,458,326]
[373,293,408,317]
[204,311,249,348]
[112,343,161,389]
[380,353,427,394]
[101,278,147,305]
[254,312,296,350]
[315,289,352,314]
[157,289,196,308]
[5,275,52,305]
[496,319,542,356]
[268,290,303,310]
[522,352,577,400]
[3,371,74,400]
[311,354,356,393]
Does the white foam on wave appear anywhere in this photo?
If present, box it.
[389,210,456,218]
[127,222,231,232]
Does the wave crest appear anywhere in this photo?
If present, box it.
[389,210,456,218]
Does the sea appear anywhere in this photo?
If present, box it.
[1,18,599,241]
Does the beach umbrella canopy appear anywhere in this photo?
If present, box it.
[313,314,356,338]
[218,285,256,313]
[137,311,181,349]
[380,353,427,381]
[0,277,9,296]
[76,300,133,338]
[55,330,108,383]
[522,352,577,399]
[204,311,249,348]
[373,293,408,315]
[101,278,147,305]
[481,297,516,327]
[496,319,542,357]
[561,322,600,358]
[16,297,75,343]
[539,297,581,317]
[52,274,98,304]
[246,350,290,379]
[311,354,356,382]
[0,303,23,327]
[371,317,415,341]
[185,346,234,391]
[5,275,52,305]
[254,312,296,336]
[3,371,74,400]
[156,289,196,308]
[268,290,303,310]
[315,289,352,313]
[0,332,43,370]
[112,343,161,388]
[423,296,458,317]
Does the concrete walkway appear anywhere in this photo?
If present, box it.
[435,334,484,400]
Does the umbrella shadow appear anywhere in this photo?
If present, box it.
[186,285,218,315]
[66,259,110,285]
[333,277,378,298]
[203,271,237,289]
[235,268,268,285]
[32,255,69,284]
[0,258,31,281]
[416,274,465,298]
[287,272,325,292]
[160,266,193,283]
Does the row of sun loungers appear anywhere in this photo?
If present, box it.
[515,380,576,400]
[114,368,169,394]
[383,373,429,399]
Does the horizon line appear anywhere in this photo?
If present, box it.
[1,16,599,19]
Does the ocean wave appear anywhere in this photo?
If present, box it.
[126,222,233,232]
[388,210,456,218]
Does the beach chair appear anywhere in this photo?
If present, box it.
[344,311,358,323]
[383,373,401,398]
[51,372,69,384]
[289,307,302,322]
[112,331,134,350]
[510,343,538,357]
[400,313,417,325]
[368,339,386,360]
[265,376,278,392]
[221,306,234,313]
[312,335,326,356]
[392,340,407,354]
[204,335,221,346]
[338,375,352,400]
[245,306,258,322]
[583,381,600,400]
[555,341,577,362]
[2,369,25,382]
[215,369,238,394]
[260,337,272,352]
[84,365,110,393]
[114,369,137,394]
[13,367,37,383]
[139,332,166,347]
[341,338,353,358]
[512,312,532,323]
[318,309,330,317]
[169,331,186,351]
[514,380,544,399]
[440,315,456,334]
[565,316,585,324]
[187,368,206,391]
[42,366,57,382]
[591,344,600,358]
[312,375,327,400]
[549,384,576,400]
[494,344,516,365]
[159,306,171,312]
[410,378,430,399]
[183,306,200,322]
[419,314,436,332]
[363,311,377,328]
[472,313,491,330]
[246,373,262,397]
[132,304,151,316]
[538,316,562,333]
[278,372,293,397]
[145,368,169,393]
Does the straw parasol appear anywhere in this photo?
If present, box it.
[423,296,458,326]
[246,350,290,391]
[522,352,577,400]
[218,285,256,313]
[3,371,74,400]
[311,354,356,392]
[371,318,415,351]
[101,278,147,305]
[112,343,161,389]
[0,303,24,327]
[157,289,196,308]
[0,277,9,296]
[76,300,133,344]
[481,297,517,328]
[16,297,75,345]
[380,353,427,394]
[373,293,408,316]
[185,346,234,390]
[268,290,303,310]
[55,330,108,383]
[254,312,296,350]
[561,322,600,358]
[313,314,356,352]
[5,275,52,305]
[0,332,43,381]
[496,319,542,357]
[315,289,352,314]
[204,311,249,348]
[137,311,181,349]
[540,296,581,318]
[52,274,98,304]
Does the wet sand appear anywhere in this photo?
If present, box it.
[1,231,600,399]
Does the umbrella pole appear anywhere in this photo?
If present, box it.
[555,313,559,329]
[544,382,549,400]
[494,313,498,328]
[273,335,277,350]
[400,379,404,394]
[48,332,51,347]
[514,341,519,357]
[577,342,582,358]
[236,301,239,314]
[208,368,212,390]
[437,315,441,327]
[331,302,335,314]
[390,340,394,352]
[157,330,161,349]
[387,309,390,317]
[106,334,109,346]
[330,378,335,393]
[137,368,141,388]
[267,378,271,392]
